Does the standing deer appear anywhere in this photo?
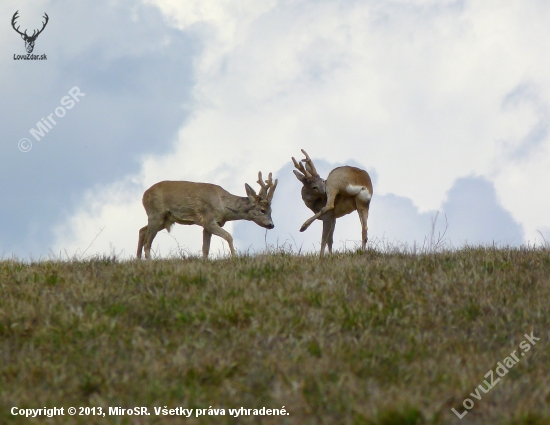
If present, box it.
[137,172,277,260]
[292,150,373,256]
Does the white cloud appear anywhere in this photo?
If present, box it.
[51,0,550,257]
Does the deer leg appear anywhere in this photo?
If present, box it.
[204,222,236,257]
[356,199,370,251]
[144,216,164,259]
[137,225,148,259]
[327,216,336,254]
[320,212,336,256]
[300,194,337,232]
[202,229,213,260]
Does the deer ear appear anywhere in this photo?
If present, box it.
[293,170,307,183]
[245,183,258,201]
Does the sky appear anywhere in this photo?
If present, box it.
[1,0,548,260]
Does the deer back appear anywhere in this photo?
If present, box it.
[326,166,373,198]
[143,181,232,223]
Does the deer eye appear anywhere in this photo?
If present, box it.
[260,209,267,214]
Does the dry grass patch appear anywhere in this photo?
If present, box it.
[1,247,549,424]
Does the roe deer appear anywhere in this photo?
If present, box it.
[292,150,373,256]
[137,172,277,259]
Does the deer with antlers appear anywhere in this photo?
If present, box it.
[11,11,49,54]
[292,150,373,256]
[137,172,278,260]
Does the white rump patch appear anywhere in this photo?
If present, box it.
[346,184,372,202]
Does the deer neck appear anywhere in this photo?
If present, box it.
[302,191,326,214]
[223,195,253,222]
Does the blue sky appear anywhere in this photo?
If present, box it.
[1,0,548,259]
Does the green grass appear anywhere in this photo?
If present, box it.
[1,247,550,424]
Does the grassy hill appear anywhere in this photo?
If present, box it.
[1,247,549,424]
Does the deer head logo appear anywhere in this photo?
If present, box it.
[11,11,49,54]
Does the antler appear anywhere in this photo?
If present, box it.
[292,149,320,179]
[257,172,268,197]
[11,11,25,37]
[300,149,319,177]
[32,13,49,39]
[11,11,49,40]
[257,172,278,202]
[292,155,311,178]
[267,175,278,202]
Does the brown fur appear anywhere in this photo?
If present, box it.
[293,150,373,256]
[137,173,277,260]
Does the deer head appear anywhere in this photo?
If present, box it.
[244,171,278,229]
[292,149,326,212]
[12,11,49,54]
